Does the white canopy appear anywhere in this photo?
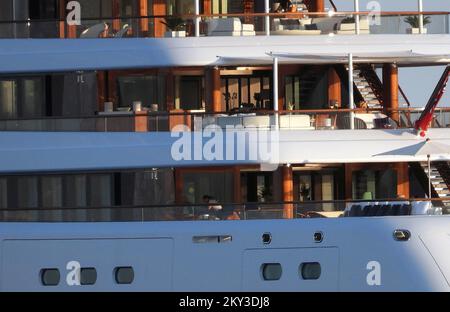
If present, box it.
[1,129,450,173]
[0,35,450,73]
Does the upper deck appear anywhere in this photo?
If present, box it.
[0,0,448,40]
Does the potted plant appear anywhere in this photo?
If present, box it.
[404,15,430,34]
[162,17,187,37]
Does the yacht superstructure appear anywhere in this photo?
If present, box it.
[0,0,450,291]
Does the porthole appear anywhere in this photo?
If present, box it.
[300,262,321,280]
[41,268,60,286]
[262,233,272,244]
[80,268,97,285]
[261,263,282,281]
[314,231,323,243]
[115,267,134,285]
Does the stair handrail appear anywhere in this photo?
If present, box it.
[398,86,411,108]
[329,0,338,12]
[398,85,413,127]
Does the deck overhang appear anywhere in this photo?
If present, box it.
[0,35,449,73]
[1,129,450,173]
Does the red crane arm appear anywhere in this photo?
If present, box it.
[414,66,450,137]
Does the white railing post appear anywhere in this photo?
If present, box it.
[354,0,360,35]
[348,53,355,130]
[265,0,270,36]
[418,0,424,34]
[273,57,279,128]
[195,0,200,37]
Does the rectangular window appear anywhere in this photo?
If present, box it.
[118,75,166,110]
[0,77,45,119]
[182,171,233,204]
[179,76,203,110]
[0,178,6,209]
[63,175,88,222]
[0,80,15,118]
[41,176,62,208]
[242,172,273,203]
[352,169,398,200]
[21,78,45,118]
[17,176,39,209]
[0,178,7,220]
[89,174,113,221]
[221,74,272,111]
[285,76,301,110]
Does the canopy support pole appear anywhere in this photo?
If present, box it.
[265,0,270,36]
[273,56,279,129]
[428,154,432,198]
[354,0,360,35]
[195,0,200,37]
[418,0,424,34]
[348,53,355,129]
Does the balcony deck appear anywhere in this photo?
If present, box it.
[0,199,447,223]
[0,11,449,39]
[0,108,449,132]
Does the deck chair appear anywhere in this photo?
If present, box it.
[80,23,108,38]
[114,24,130,38]
[336,115,367,130]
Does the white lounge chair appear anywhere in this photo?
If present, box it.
[114,24,130,38]
[80,23,108,38]
[207,18,255,37]
[336,16,370,35]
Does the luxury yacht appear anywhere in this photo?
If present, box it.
[0,0,450,291]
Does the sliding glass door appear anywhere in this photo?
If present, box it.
[0,77,45,119]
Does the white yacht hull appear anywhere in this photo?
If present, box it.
[1,216,449,291]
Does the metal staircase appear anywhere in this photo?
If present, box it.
[353,66,383,109]
[419,161,450,211]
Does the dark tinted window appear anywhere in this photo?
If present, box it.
[261,263,282,281]
[115,267,134,284]
[41,268,60,286]
[300,262,321,280]
[80,268,97,285]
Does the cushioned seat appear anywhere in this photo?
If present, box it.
[279,115,314,130]
[207,18,255,36]
[336,16,370,35]
[216,116,243,128]
[243,116,271,128]
[378,204,391,216]
[336,115,367,129]
[349,205,362,217]
[398,204,412,216]
[391,204,402,216]
[370,205,381,216]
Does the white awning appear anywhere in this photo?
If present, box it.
[0,35,450,73]
[216,51,450,66]
[268,51,450,64]
[1,129,450,173]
